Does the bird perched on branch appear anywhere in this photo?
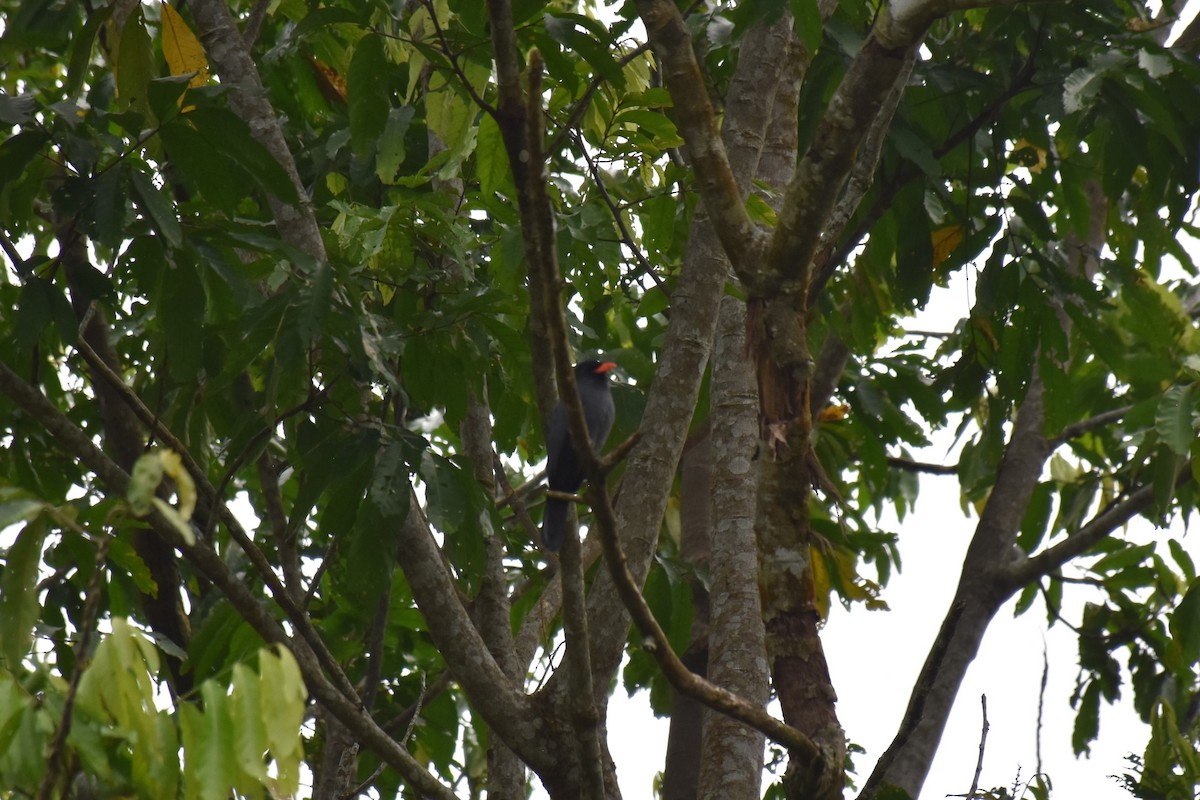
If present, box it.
[542,360,617,552]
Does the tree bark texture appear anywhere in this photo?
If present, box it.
[699,295,768,800]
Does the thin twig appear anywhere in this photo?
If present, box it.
[545,41,651,156]
[421,0,496,115]
[1036,643,1048,777]
[887,455,958,475]
[574,134,668,294]
[968,694,989,799]
[241,0,271,47]
[1050,404,1132,447]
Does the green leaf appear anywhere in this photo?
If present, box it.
[1171,580,1200,666]
[1156,383,1196,456]
[258,646,306,787]
[1072,679,1101,755]
[791,0,823,54]
[1170,538,1196,582]
[376,105,414,184]
[476,111,510,197]
[0,487,45,530]
[0,515,50,669]
[116,6,156,117]
[348,33,390,158]
[0,130,51,193]
[181,680,237,800]
[291,259,333,344]
[130,166,183,248]
[544,13,625,88]
[66,6,112,99]
[184,107,298,203]
[148,74,192,122]
[158,257,206,383]
[13,276,76,356]
[229,663,268,787]
[0,94,36,125]
[90,164,127,253]
[159,119,238,209]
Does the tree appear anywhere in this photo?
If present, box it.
[2,0,1200,797]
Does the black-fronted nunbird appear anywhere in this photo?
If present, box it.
[542,360,617,552]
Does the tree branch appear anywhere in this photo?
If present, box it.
[588,464,821,759]
[74,326,358,702]
[635,0,766,274]
[190,0,325,262]
[1049,404,1132,447]
[887,456,958,475]
[392,493,549,770]
[1005,464,1190,588]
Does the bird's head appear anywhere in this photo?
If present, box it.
[576,360,618,378]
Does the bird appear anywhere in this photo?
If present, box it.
[542,360,617,552]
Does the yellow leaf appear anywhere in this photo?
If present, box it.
[161,1,209,89]
[307,55,347,105]
[931,225,964,267]
[159,448,196,521]
[810,546,831,620]
[817,403,850,422]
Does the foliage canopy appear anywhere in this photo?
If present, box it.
[2,0,1200,798]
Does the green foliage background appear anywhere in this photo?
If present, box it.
[1,0,1200,797]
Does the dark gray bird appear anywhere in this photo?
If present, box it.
[542,360,617,552]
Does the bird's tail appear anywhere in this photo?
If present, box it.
[542,498,569,552]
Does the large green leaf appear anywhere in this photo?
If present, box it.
[0,515,49,669]
[348,33,390,158]
[1156,383,1197,456]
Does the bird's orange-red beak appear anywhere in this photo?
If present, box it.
[595,362,618,374]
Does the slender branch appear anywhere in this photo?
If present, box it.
[812,36,1042,296]
[73,326,357,701]
[1036,644,1048,777]
[559,525,607,799]
[808,46,917,304]
[589,479,822,757]
[1049,404,1132,447]
[636,0,765,274]
[575,134,667,293]
[394,493,550,773]
[421,0,496,115]
[547,40,653,157]
[0,229,26,277]
[967,695,989,799]
[521,48,609,796]
[241,0,271,47]
[887,456,958,475]
[1004,464,1191,587]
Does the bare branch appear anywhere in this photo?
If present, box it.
[887,456,958,475]
[1049,405,1132,447]
[968,695,989,799]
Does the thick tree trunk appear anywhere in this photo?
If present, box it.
[698,295,768,800]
